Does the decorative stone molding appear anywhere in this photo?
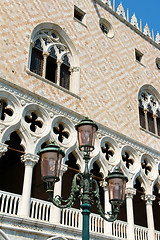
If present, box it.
[141,194,156,205]
[60,163,68,175]
[0,143,8,157]
[101,0,112,8]
[21,153,39,166]
[125,188,136,199]
[116,3,126,20]
[131,14,139,29]
[100,180,108,191]
[156,32,160,44]
[144,24,151,38]
[0,80,160,193]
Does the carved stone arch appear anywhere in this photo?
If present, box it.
[64,147,82,171]
[133,172,147,193]
[0,230,9,240]
[89,156,105,178]
[28,22,80,94]
[47,236,68,240]
[34,135,51,155]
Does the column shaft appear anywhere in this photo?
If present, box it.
[126,188,136,240]
[18,153,39,217]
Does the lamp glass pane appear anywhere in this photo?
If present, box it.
[78,125,96,150]
[41,151,62,181]
[108,178,126,201]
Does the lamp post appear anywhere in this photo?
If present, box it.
[39,118,128,240]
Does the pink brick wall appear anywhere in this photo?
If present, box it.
[1,0,160,149]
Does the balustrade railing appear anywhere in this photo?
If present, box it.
[0,191,159,240]
[0,190,20,215]
[30,197,51,221]
[134,225,149,240]
[60,208,81,229]
[90,213,104,233]
[155,230,160,240]
[112,220,127,239]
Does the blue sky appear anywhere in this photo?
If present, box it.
[115,0,160,36]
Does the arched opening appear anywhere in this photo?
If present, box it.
[153,184,160,231]
[90,161,104,214]
[31,142,49,201]
[62,152,80,209]
[133,178,147,227]
[0,131,24,194]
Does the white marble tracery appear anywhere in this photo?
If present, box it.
[27,23,80,95]
[0,80,160,237]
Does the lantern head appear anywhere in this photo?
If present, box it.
[105,168,128,206]
[75,117,98,153]
[39,142,65,184]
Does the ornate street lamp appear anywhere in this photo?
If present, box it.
[39,118,128,240]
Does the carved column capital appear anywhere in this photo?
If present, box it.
[60,163,68,176]
[42,51,49,57]
[0,143,8,157]
[125,188,136,199]
[56,59,63,65]
[21,153,39,167]
[100,180,108,191]
[69,66,80,73]
[141,194,156,205]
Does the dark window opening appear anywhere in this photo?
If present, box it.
[62,153,80,209]
[30,48,43,76]
[139,106,145,129]
[90,162,104,214]
[157,116,160,136]
[133,178,147,227]
[153,185,160,231]
[46,55,57,83]
[135,50,143,63]
[148,111,155,134]
[31,158,49,201]
[74,8,84,22]
[60,64,70,90]
[100,23,109,35]
[0,132,24,195]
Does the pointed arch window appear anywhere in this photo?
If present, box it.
[139,90,160,136]
[28,27,80,94]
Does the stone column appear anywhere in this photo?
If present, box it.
[141,194,156,240]
[50,163,68,224]
[18,153,39,217]
[125,188,136,240]
[42,51,49,78]
[0,143,8,157]
[153,114,158,135]
[100,181,112,236]
[56,59,63,86]
[144,109,149,130]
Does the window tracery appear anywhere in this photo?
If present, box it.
[30,30,71,90]
[139,90,160,136]
[28,25,80,95]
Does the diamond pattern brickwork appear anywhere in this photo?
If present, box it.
[0,0,160,150]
